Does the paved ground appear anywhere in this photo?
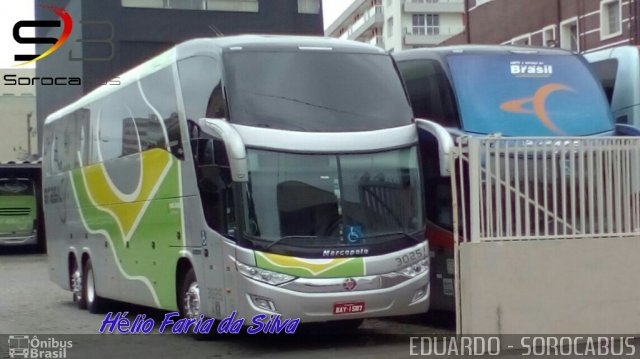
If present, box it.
[3,248,638,358]
[0,248,456,358]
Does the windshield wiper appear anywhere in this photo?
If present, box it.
[356,231,424,242]
[263,235,320,251]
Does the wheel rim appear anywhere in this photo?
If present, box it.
[87,267,95,304]
[183,282,200,318]
[71,268,82,301]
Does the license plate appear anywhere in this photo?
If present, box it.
[333,301,365,315]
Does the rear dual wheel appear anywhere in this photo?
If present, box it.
[72,258,107,313]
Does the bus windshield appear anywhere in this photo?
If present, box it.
[446,54,614,136]
[0,179,33,196]
[241,147,423,248]
[223,50,413,132]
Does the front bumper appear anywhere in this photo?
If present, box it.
[0,232,37,246]
[231,268,430,323]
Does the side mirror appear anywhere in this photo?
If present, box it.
[615,123,640,136]
[415,118,454,177]
[198,118,248,182]
[187,119,202,139]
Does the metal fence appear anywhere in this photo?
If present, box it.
[452,136,640,243]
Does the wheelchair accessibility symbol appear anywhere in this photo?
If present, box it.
[345,225,363,243]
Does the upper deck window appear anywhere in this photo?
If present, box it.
[121,0,258,12]
[223,50,413,132]
[446,53,614,136]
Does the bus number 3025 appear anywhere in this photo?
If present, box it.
[395,247,425,267]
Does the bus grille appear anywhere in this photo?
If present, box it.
[0,208,31,216]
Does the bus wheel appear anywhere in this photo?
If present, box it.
[180,268,200,319]
[71,263,85,309]
[83,259,107,313]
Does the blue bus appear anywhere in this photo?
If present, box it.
[393,45,638,312]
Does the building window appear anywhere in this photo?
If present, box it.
[600,0,622,39]
[387,17,394,37]
[542,25,556,47]
[412,14,439,35]
[298,0,320,14]
[164,0,205,9]
[121,0,259,12]
[560,18,579,52]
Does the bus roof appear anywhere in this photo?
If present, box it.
[45,35,384,125]
[392,44,574,62]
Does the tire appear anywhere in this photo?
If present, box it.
[179,268,213,340]
[35,233,46,253]
[83,259,107,313]
[179,268,200,319]
[71,262,86,309]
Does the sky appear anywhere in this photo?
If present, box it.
[322,0,356,31]
[0,0,355,69]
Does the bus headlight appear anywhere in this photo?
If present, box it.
[236,262,296,286]
[396,258,429,278]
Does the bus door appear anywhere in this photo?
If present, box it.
[190,118,245,319]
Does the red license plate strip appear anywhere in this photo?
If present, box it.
[333,301,365,315]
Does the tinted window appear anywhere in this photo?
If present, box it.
[397,59,459,127]
[139,67,183,158]
[447,54,614,136]
[223,51,412,132]
[242,147,423,246]
[192,134,235,236]
[588,58,618,104]
[178,56,227,121]
[98,66,182,162]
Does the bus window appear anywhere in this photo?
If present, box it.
[446,54,614,136]
[193,134,235,237]
[396,59,459,128]
[177,56,226,121]
[223,51,412,132]
[139,67,183,159]
[589,58,618,105]
[242,147,423,246]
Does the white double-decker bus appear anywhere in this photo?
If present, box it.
[43,36,429,329]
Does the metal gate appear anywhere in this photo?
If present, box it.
[451,136,640,334]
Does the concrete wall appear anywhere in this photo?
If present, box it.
[0,96,37,162]
[459,237,640,334]
[0,69,38,162]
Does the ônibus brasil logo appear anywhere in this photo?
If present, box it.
[13,4,73,67]
[7,335,73,359]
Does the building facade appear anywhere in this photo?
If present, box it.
[325,0,465,52]
[0,69,37,162]
[443,0,639,52]
[33,0,324,154]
